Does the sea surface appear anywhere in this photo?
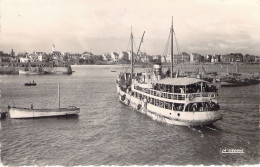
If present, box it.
[0,64,259,166]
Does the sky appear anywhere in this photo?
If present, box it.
[0,0,259,55]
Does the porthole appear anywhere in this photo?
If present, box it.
[177,113,180,117]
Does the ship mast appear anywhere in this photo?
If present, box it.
[170,17,174,78]
[131,27,134,78]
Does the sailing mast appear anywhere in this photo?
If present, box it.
[58,82,60,109]
[131,27,134,78]
[170,16,174,78]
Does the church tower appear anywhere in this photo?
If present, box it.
[52,44,55,53]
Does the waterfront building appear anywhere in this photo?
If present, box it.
[52,51,63,65]
[81,51,93,60]
[255,56,260,63]
[102,53,112,61]
[63,52,81,64]
[161,55,171,63]
[140,54,153,63]
[27,53,38,62]
[221,53,243,62]
[190,53,202,64]
[33,52,47,62]
[119,51,130,60]
[206,55,212,62]
[127,51,137,61]
[162,53,190,64]
[0,51,12,62]
[243,54,255,62]
[110,52,119,62]
[52,51,62,57]
[212,55,221,63]
[20,56,29,63]
[152,55,162,62]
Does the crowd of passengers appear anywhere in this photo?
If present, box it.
[132,91,219,111]
[153,83,217,93]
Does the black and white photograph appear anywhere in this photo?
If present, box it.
[0,0,259,166]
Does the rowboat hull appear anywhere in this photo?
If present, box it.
[24,83,36,86]
[8,107,80,119]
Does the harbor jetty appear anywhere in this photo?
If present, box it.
[0,62,72,75]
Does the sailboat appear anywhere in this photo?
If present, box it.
[8,82,80,119]
[116,18,223,126]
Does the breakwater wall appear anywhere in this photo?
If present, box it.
[0,66,72,74]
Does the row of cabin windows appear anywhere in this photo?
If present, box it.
[131,91,219,112]
[132,91,184,111]
[153,83,217,93]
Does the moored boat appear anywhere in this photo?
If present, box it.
[116,18,223,126]
[24,80,37,86]
[220,77,260,86]
[8,106,80,119]
[220,63,260,86]
[8,82,80,119]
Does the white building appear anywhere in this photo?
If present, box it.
[20,56,29,63]
[33,52,46,62]
[190,53,201,63]
[110,52,119,62]
[161,55,171,63]
[102,53,112,61]
[119,51,129,60]
[81,51,93,60]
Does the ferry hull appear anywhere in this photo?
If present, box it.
[117,86,223,126]
[8,107,80,119]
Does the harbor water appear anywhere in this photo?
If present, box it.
[0,65,259,166]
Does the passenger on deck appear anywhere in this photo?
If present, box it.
[178,104,184,111]
[180,87,184,94]
[172,104,177,111]
[200,103,205,111]
[209,100,213,110]
[210,85,217,92]
[192,103,197,111]
[166,68,171,77]
[202,86,205,92]
[175,86,181,93]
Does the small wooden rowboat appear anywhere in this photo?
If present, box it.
[24,80,36,86]
[9,82,80,119]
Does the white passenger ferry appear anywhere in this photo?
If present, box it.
[116,19,223,126]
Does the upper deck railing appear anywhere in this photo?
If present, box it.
[134,85,216,101]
